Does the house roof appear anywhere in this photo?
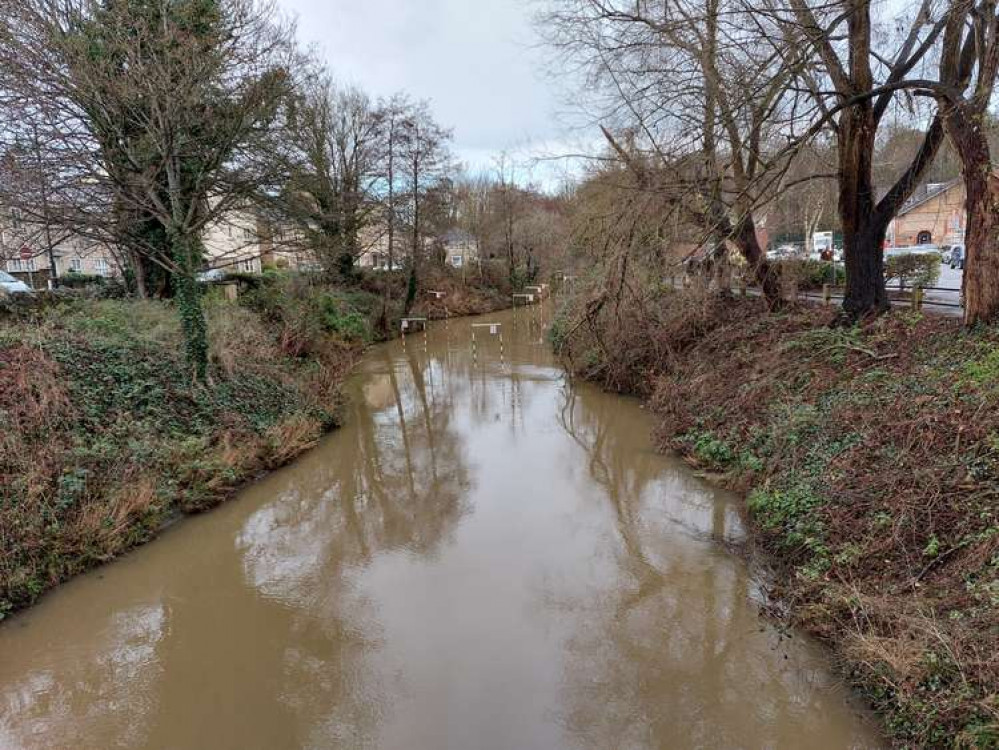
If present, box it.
[896,178,962,217]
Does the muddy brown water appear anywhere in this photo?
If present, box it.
[0,304,884,750]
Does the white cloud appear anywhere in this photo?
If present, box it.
[279,0,585,188]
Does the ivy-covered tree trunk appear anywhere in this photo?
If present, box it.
[169,229,209,382]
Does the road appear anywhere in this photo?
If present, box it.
[796,259,964,316]
[885,260,963,313]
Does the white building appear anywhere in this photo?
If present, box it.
[201,208,264,274]
[0,208,121,287]
[441,228,479,269]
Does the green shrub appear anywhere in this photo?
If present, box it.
[776,259,845,289]
[680,429,736,467]
[60,272,106,289]
[884,252,941,289]
[319,294,370,341]
[747,482,827,557]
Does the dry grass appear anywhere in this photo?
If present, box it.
[0,297,360,618]
[264,415,324,467]
[207,301,283,376]
[69,477,159,558]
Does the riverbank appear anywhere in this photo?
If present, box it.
[553,289,999,748]
[0,272,512,620]
[0,301,884,749]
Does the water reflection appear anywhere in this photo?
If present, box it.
[0,304,882,750]
[0,602,166,749]
[553,383,876,749]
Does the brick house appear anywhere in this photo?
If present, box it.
[887,179,966,248]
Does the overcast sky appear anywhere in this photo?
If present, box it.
[280,0,580,189]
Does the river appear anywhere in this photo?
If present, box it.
[0,304,882,749]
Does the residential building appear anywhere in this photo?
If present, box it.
[441,228,479,269]
[887,179,966,248]
[356,222,406,270]
[201,208,264,274]
[0,209,121,288]
[258,221,321,272]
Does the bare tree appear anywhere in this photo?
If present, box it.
[763,0,954,318]
[494,152,520,283]
[0,0,296,379]
[377,93,414,277]
[540,0,804,308]
[398,101,452,305]
[911,0,999,324]
[277,73,384,277]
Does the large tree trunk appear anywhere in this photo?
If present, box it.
[838,105,890,318]
[733,215,781,309]
[130,248,148,299]
[169,230,209,382]
[946,108,999,324]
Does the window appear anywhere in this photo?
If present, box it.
[917,230,932,244]
[9,259,20,272]
[451,255,463,268]
[70,257,82,273]
[11,208,22,230]
[95,258,109,276]
[241,258,255,272]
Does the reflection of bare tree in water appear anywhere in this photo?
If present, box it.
[553,386,872,750]
[228,341,473,746]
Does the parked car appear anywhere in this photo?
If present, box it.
[950,244,965,270]
[196,268,228,283]
[766,244,798,260]
[0,270,33,295]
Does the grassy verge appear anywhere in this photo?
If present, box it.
[554,288,999,748]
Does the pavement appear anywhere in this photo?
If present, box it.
[886,260,963,314]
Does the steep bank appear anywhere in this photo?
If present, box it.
[554,290,999,748]
[0,273,513,621]
[0,296,358,620]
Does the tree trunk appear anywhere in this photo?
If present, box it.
[131,248,148,299]
[410,153,421,296]
[169,230,209,382]
[947,109,999,324]
[838,105,890,318]
[733,215,781,309]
